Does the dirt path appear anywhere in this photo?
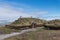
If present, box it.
[0,27,43,40]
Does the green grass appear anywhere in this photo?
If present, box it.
[6,18,46,30]
[4,29,45,40]
[4,19,60,40]
[0,27,18,34]
[10,18,46,26]
[5,29,60,40]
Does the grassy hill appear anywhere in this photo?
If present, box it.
[6,17,60,30]
[45,19,60,26]
[9,18,46,26]
[4,19,60,40]
[44,19,60,29]
[6,17,46,29]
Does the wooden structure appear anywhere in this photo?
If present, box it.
[31,22,36,28]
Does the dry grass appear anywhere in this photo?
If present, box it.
[0,27,18,34]
[4,29,60,40]
[10,18,46,26]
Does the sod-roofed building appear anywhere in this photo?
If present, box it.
[44,19,60,30]
[6,17,46,29]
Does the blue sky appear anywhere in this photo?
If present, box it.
[0,0,60,22]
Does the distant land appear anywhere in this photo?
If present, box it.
[0,20,11,26]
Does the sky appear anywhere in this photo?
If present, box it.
[0,0,60,22]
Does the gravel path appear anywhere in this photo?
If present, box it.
[0,27,43,40]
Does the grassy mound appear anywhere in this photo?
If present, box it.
[10,18,46,26]
[6,18,46,29]
[44,19,60,29]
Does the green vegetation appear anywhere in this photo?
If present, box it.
[3,18,60,40]
[10,18,46,26]
[44,19,60,29]
[4,29,60,40]
[6,18,46,29]
[0,27,17,34]
[4,29,45,40]
[6,17,60,30]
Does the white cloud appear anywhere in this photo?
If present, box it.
[37,11,48,15]
[0,2,48,22]
[0,5,35,21]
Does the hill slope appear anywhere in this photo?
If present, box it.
[44,19,60,30]
[9,18,46,26]
[45,19,60,26]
